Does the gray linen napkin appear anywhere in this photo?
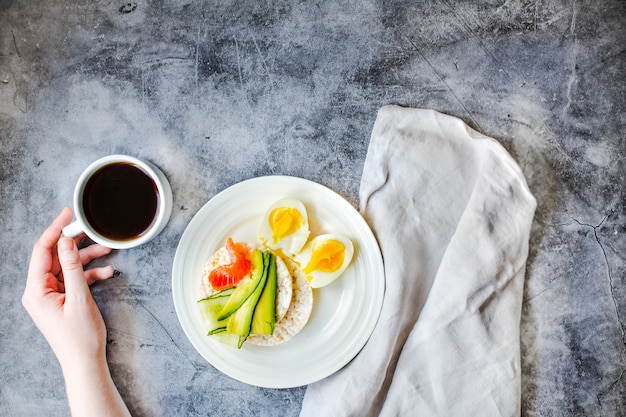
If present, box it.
[300,105,536,417]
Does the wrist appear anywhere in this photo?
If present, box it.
[61,354,112,390]
[62,355,131,417]
[57,345,108,377]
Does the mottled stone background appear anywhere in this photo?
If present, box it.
[1,1,624,416]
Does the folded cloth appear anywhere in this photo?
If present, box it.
[299,105,536,417]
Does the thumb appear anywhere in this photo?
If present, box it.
[57,237,90,298]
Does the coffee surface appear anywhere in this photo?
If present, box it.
[83,163,159,241]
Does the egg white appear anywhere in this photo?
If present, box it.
[258,198,310,258]
[295,233,354,288]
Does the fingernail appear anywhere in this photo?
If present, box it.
[58,237,74,252]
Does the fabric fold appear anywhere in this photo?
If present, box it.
[300,105,536,417]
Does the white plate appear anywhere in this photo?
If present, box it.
[172,176,385,388]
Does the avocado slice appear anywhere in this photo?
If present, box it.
[226,251,270,347]
[216,250,265,321]
[250,252,277,335]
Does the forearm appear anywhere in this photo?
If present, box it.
[62,358,131,417]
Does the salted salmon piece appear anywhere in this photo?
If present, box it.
[208,238,252,290]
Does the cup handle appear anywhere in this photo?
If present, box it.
[62,220,84,238]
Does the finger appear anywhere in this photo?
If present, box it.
[27,207,74,284]
[37,207,73,250]
[79,243,113,266]
[57,237,90,299]
[84,266,116,285]
[73,232,88,246]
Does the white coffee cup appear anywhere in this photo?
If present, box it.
[62,155,173,249]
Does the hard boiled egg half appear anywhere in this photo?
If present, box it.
[258,198,310,258]
[295,233,354,288]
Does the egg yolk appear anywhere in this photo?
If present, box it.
[303,239,345,274]
[269,207,303,243]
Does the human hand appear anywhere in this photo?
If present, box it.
[23,207,131,417]
[22,207,115,369]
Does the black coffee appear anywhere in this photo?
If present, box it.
[83,162,159,241]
